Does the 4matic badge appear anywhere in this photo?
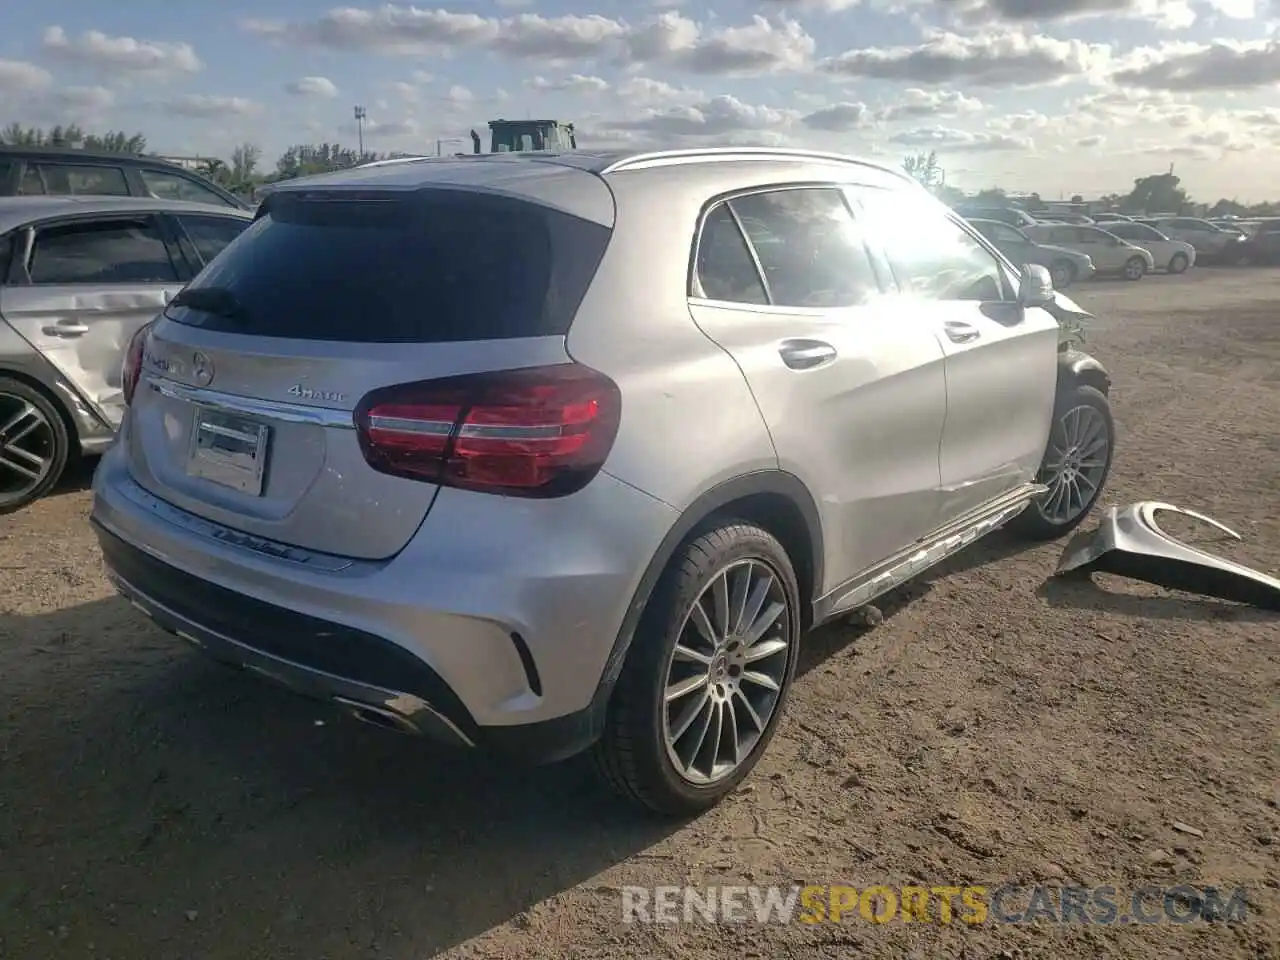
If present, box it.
[287,384,346,403]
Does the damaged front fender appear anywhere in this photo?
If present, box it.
[1056,502,1280,611]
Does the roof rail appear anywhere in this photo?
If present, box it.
[600,146,913,181]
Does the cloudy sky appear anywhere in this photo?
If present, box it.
[1,0,1277,201]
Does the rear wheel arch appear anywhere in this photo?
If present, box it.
[592,471,823,711]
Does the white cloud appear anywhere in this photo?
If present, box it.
[53,85,115,110]
[1112,39,1280,91]
[163,94,262,118]
[0,59,53,94]
[759,0,861,10]
[625,13,814,75]
[821,29,1110,87]
[614,93,800,137]
[242,7,815,77]
[802,101,871,130]
[889,125,1033,151]
[526,73,611,94]
[614,76,704,104]
[877,87,984,120]
[286,76,338,98]
[41,26,202,77]
[924,0,1197,31]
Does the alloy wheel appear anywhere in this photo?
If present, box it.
[1037,404,1110,525]
[661,558,792,785]
[1124,258,1146,280]
[0,392,56,507]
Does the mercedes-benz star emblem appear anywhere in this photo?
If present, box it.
[192,352,214,387]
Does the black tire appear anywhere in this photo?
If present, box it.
[1050,260,1076,289]
[1122,256,1147,281]
[1009,383,1114,542]
[0,376,71,515]
[590,521,801,816]
[1167,253,1189,274]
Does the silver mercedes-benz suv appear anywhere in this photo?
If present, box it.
[91,148,1115,815]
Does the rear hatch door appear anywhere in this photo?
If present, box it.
[125,171,614,560]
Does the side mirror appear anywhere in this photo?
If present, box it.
[1018,263,1055,305]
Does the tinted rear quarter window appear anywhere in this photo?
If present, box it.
[729,188,879,308]
[140,168,235,207]
[177,214,249,264]
[167,189,611,342]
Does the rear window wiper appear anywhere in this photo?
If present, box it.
[168,286,251,321]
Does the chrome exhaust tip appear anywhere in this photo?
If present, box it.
[333,696,419,736]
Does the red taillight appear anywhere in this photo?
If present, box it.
[353,363,622,497]
[121,321,154,406]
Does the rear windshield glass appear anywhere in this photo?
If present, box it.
[164,189,611,342]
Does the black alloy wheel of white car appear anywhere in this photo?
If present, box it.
[0,377,71,514]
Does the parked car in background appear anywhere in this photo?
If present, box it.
[1235,218,1280,265]
[954,203,1039,228]
[0,196,253,512]
[1097,220,1195,274]
[0,146,250,211]
[91,148,1117,815]
[1140,216,1247,263]
[1024,223,1155,280]
[1091,212,1132,224]
[1041,214,1095,226]
[968,218,1095,289]
[1209,219,1247,235]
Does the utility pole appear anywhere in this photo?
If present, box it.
[353,105,366,156]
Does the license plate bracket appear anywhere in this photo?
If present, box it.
[186,407,270,496]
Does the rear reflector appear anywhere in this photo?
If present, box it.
[353,363,622,498]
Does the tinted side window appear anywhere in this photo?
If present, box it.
[37,163,130,196]
[19,165,44,195]
[728,188,878,308]
[139,168,234,206]
[177,214,250,265]
[0,234,11,284]
[28,218,180,284]
[694,203,767,304]
[989,223,1025,245]
[855,187,1006,302]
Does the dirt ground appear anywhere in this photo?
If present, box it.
[1,268,1277,960]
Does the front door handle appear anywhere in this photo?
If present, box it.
[944,321,981,344]
[779,339,837,370]
[42,322,90,337]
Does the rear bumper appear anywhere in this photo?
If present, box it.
[90,441,678,762]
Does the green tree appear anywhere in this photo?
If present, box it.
[0,124,146,153]
[230,142,261,187]
[1122,173,1190,215]
[273,142,382,179]
[901,151,941,189]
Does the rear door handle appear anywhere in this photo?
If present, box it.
[944,321,981,344]
[42,322,90,337]
[779,339,837,370]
